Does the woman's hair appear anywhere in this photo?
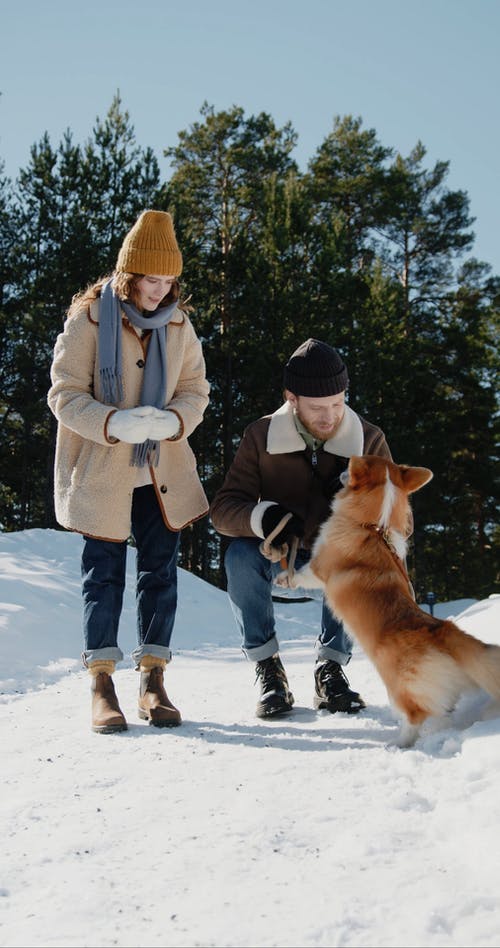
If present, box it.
[66,272,192,318]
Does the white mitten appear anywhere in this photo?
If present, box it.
[108,406,155,444]
[147,409,181,442]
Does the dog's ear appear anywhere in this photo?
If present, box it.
[347,456,370,486]
[400,465,433,494]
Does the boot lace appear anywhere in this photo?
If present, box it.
[255,656,287,693]
[316,660,349,696]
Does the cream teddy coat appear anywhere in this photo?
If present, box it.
[48,300,210,541]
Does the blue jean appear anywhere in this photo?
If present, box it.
[224,537,353,664]
[81,485,180,668]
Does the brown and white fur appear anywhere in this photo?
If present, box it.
[277,455,500,747]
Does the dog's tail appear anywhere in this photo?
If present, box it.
[450,626,500,699]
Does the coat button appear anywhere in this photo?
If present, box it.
[160,485,168,494]
[136,359,145,368]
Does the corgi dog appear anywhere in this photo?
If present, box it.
[277,455,500,747]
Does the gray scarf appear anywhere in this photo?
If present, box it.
[99,279,178,467]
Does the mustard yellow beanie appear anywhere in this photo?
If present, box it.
[116,209,183,276]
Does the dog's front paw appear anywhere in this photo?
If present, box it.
[276,570,302,590]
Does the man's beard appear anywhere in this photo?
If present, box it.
[297,410,342,441]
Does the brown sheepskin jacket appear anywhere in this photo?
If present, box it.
[210,401,392,550]
[48,300,210,541]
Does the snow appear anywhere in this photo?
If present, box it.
[1,528,499,948]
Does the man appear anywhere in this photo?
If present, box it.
[210,338,392,718]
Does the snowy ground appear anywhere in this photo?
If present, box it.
[1,529,499,948]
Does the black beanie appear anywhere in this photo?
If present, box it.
[283,338,349,396]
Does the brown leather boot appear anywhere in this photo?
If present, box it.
[138,656,181,728]
[89,660,128,734]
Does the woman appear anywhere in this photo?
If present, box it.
[48,210,210,733]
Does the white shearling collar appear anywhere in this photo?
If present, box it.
[267,401,364,457]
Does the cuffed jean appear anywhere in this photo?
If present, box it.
[81,484,180,668]
[224,537,353,664]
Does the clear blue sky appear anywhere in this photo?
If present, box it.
[2,0,499,274]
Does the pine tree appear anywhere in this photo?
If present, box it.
[165,104,301,581]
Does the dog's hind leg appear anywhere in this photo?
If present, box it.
[386,689,427,748]
[394,718,421,748]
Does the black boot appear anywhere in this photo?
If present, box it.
[314,660,366,714]
[255,654,294,718]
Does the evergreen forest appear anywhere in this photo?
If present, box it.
[0,94,498,602]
